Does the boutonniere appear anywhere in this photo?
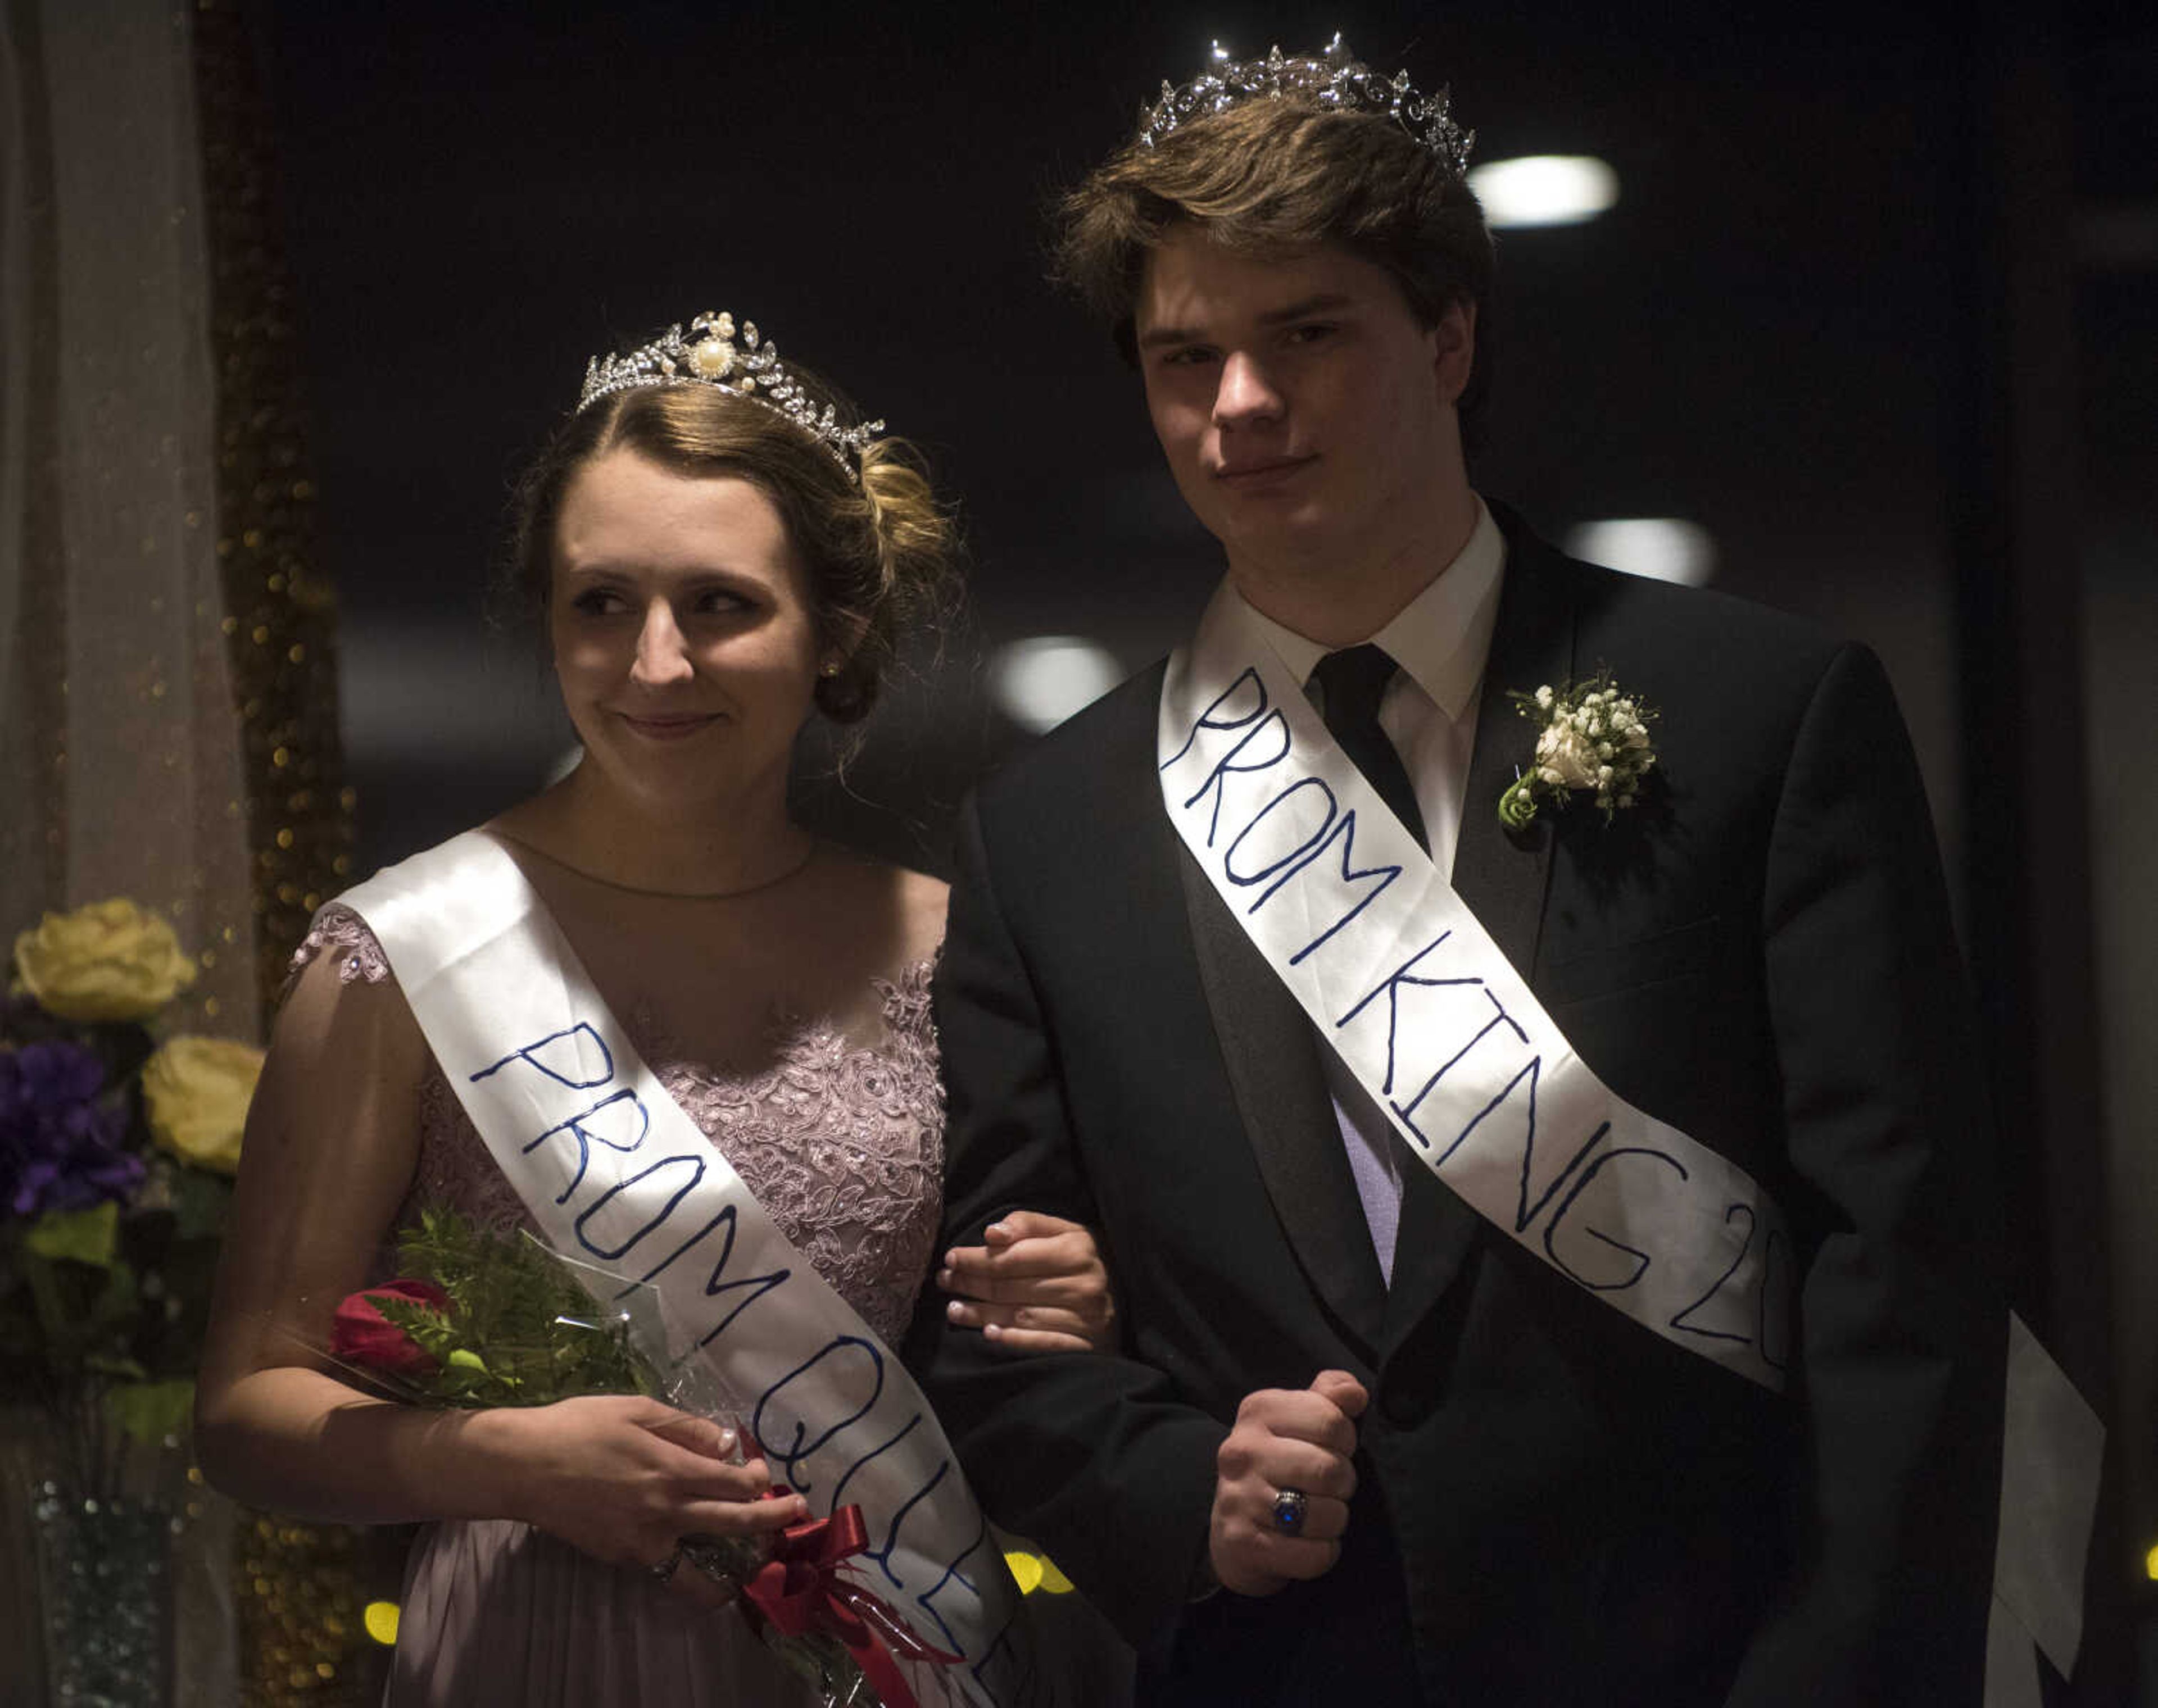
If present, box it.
[1497,670,1659,829]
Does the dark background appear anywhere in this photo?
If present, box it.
[259,2,2156,1696]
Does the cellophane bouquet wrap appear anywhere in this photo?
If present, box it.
[326,1207,956,1707]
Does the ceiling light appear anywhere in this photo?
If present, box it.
[1468,155,1618,229]
[989,637,1124,733]
[1565,519,1716,587]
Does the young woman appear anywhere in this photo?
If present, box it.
[197,310,1115,1705]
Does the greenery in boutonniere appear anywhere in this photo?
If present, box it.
[1498,669,1660,830]
[1,899,260,1494]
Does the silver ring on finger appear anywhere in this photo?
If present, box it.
[1271,1488,1309,1536]
[649,1547,682,1584]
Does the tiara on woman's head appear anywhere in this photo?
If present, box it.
[576,311,884,478]
[1137,35,1474,177]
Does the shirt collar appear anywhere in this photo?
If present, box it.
[1234,496,1507,723]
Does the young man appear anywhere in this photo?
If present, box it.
[912,42,2006,1706]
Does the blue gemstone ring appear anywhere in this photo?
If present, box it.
[1271,1488,1309,1535]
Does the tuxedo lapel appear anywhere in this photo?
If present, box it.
[1449,511,1577,985]
[1159,519,1583,1360]
[1176,842,1389,1353]
[1382,515,1580,1352]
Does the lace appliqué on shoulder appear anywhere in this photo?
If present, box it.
[287,904,391,991]
[401,959,945,1346]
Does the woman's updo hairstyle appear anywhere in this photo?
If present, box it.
[506,348,956,726]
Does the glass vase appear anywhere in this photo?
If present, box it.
[31,1480,176,1707]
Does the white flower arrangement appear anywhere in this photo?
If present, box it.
[1497,669,1659,830]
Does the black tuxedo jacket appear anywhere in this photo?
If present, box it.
[908,516,2007,1707]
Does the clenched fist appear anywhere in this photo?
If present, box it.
[1208,1369,1367,1597]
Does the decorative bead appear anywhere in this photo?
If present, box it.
[687,337,735,379]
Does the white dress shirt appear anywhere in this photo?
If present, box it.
[1228,499,1508,1281]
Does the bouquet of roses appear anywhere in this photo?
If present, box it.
[328,1207,955,1708]
[1,898,262,1494]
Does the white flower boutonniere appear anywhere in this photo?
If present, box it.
[1497,669,1659,830]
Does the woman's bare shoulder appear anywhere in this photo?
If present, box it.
[809,846,947,966]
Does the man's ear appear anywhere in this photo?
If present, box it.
[1432,299,1477,405]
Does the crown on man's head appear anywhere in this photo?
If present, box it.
[577,310,884,479]
[1137,35,1474,177]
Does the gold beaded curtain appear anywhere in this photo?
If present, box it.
[189,4,370,1703]
[0,0,360,1700]
[191,0,351,1016]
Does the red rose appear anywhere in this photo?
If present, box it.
[331,1278,450,1378]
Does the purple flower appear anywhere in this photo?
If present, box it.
[0,1042,141,1220]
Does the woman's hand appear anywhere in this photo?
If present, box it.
[482,1394,806,1594]
[936,1211,1117,1354]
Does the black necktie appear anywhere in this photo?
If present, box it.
[1311,644,1429,853]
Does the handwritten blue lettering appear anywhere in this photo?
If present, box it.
[522,1087,650,1202]
[1250,802,1408,967]
[827,1412,926,1518]
[855,1456,954,1599]
[620,1200,791,1351]
[755,1338,886,1495]
[469,1021,614,1090]
[1181,709,1290,848]
[1222,778,1338,889]
[912,1505,995,1661]
[1160,667,1267,772]
[1388,989,1535,1142]
[1666,1201,1781,1371]
[968,1609,1042,1708]
[1543,1146,1688,1290]
[572,1153,704,1260]
[1336,932,1483,1096]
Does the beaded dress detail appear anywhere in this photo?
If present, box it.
[290,905,942,1348]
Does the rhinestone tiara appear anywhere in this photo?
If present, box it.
[1137,35,1474,178]
[576,310,883,478]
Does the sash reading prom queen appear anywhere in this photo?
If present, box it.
[1160,585,2106,1703]
[339,834,1026,1708]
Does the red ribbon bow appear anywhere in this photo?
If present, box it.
[741,1500,960,1708]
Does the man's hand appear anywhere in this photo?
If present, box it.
[1208,1369,1367,1596]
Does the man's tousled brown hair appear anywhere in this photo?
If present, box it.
[1055,96,1496,428]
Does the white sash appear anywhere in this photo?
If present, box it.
[1160,585,1793,1391]
[1159,583,2104,1691]
[339,832,1027,1708]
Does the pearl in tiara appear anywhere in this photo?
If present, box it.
[576,310,884,479]
[1137,34,1474,178]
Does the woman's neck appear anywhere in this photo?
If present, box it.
[495,763,814,900]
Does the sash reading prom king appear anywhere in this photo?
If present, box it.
[339,833,1024,1708]
[1158,586,2107,1698]
[1159,586,1792,1392]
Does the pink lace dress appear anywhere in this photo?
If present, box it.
[294,907,944,1707]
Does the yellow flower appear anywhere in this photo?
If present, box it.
[13,899,197,1023]
[142,1035,264,1174]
